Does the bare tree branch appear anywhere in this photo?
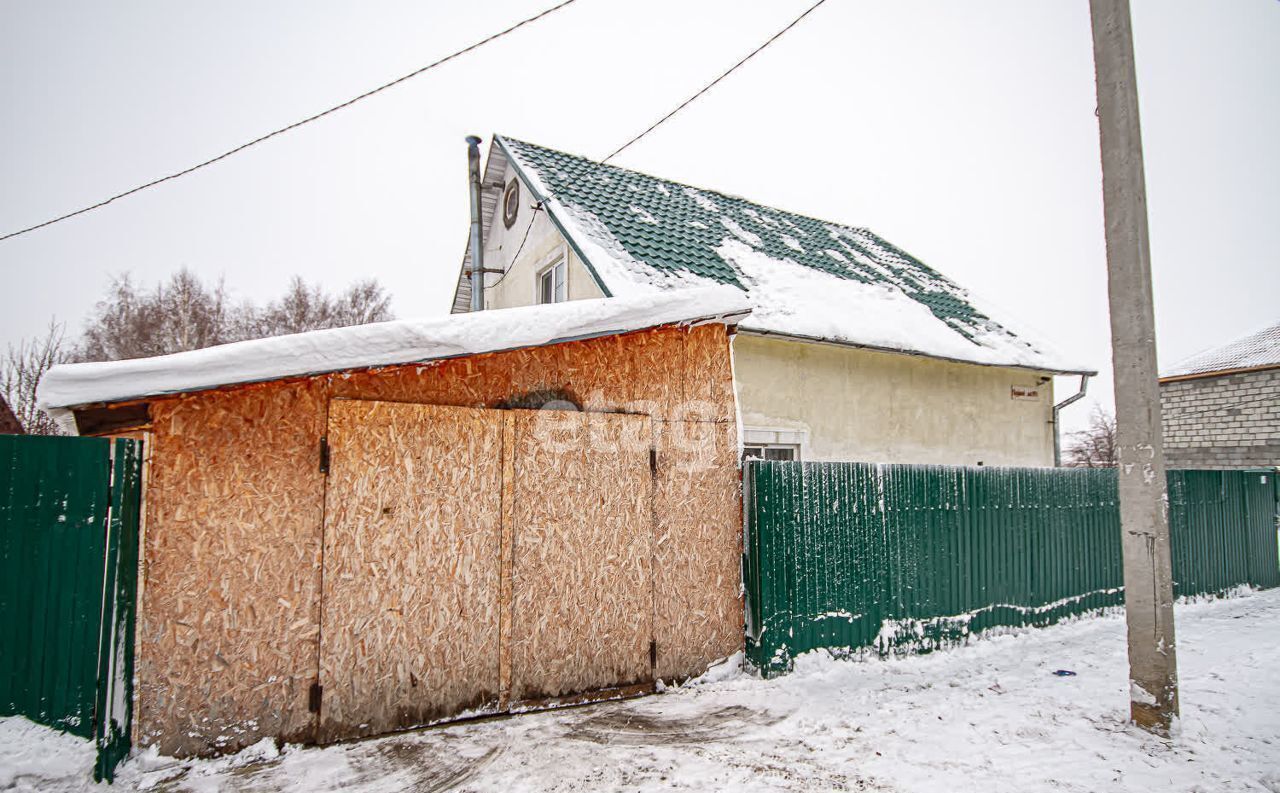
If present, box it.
[2,321,70,435]
[77,270,395,363]
[1064,406,1118,468]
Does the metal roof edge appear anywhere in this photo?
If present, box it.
[1158,363,1280,384]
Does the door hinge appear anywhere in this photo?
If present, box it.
[319,437,330,474]
[649,639,658,669]
[649,448,657,475]
[308,681,323,713]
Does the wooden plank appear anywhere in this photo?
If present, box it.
[317,400,504,742]
[509,410,654,701]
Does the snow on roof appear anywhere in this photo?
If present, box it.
[493,136,1093,375]
[38,286,751,414]
[1162,319,1280,379]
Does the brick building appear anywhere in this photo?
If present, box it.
[1160,320,1280,469]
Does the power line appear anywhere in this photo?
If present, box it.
[0,0,581,244]
[501,0,829,276]
[596,0,829,167]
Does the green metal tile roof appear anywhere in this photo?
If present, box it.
[496,136,1089,373]
[503,137,1001,337]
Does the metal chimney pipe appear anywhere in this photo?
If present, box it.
[466,135,485,312]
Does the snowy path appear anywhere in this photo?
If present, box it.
[5,588,1279,792]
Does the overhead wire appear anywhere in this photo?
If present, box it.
[595,0,829,169]
[502,0,830,275]
[0,0,581,243]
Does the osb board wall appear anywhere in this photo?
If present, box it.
[508,410,654,701]
[318,401,503,742]
[327,322,734,423]
[134,322,741,757]
[653,419,743,680]
[136,381,326,756]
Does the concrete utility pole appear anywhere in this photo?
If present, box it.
[1089,0,1179,735]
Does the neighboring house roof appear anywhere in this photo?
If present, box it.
[0,395,23,434]
[38,286,750,424]
[1161,320,1280,380]
[457,135,1092,375]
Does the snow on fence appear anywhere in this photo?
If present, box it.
[743,462,1280,675]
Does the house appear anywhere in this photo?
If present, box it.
[0,395,21,434]
[452,136,1094,467]
[37,288,749,757]
[1160,320,1280,469]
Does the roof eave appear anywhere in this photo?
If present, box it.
[738,327,1097,377]
[1158,362,1280,384]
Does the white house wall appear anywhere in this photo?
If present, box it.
[480,175,605,310]
[733,333,1057,466]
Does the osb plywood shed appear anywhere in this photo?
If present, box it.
[36,287,751,758]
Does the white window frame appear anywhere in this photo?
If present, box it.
[742,426,807,462]
[535,251,568,305]
[742,443,800,462]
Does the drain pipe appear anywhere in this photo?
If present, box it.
[1053,374,1091,467]
[466,135,485,313]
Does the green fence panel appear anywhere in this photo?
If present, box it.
[0,435,111,736]
[0,434,142,783]
[744,462,1279,675]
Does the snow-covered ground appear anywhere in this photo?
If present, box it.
[5,588,1279,792]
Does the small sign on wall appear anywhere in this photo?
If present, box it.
[1010,385,1041,401]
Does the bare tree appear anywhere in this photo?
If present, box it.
[330,278,393,328]
[9,270,395,432]
[78,269,231,362]
[1,322,70,435]
[78,271,394,362]
[1065,406,1118,468]
[246,276,393,337]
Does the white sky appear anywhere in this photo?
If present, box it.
[1,0,1277,435]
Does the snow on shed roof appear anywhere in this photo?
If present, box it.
[1162,319,1280,379]
[38,286,751,415]
[487,136,1092,375]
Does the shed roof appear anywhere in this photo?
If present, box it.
[1161,319,1280,380]
[456,136,1092,375]
[38,286,750,417]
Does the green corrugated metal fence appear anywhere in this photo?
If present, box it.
[0,435,143,782]
[744,462,1279,675]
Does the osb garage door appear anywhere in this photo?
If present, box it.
[508,410,654,701]
[317,402,657,740]
[317,400,503,742]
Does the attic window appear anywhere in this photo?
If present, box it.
[503,179,521,229]
[538,257,566,304]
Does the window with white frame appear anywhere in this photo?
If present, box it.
[742,443,800,462]
[741,427,806,463]
[538,257,567,304]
